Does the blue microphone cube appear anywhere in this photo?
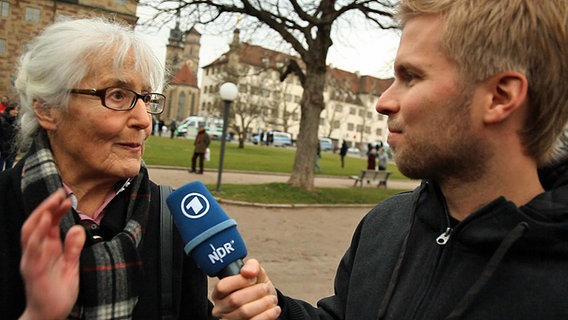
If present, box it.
[166,181,247,276]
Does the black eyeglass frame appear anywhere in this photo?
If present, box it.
[70,87,166,115]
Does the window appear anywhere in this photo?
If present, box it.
[366,111,373,118]
[365,126,371,134]
[358,109,365,117]
[376,128,383,136]
[356,124,362,132]
[0,39,5,55]
[347,123,354,131]
[335,104,343,112]
[0,1,9,18]
[332,120,340,129]
[56,13,72,22]
[25,7,40,23]
[349,107,356,115]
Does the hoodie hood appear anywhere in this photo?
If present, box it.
[539,156,568,189]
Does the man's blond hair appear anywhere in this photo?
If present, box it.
[399,0,568,166]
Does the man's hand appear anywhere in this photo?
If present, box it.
[212,259,281,320]
[19,189,86,320]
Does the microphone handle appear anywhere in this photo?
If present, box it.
[216,259,244,278]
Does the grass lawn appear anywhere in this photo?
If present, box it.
[143,136,408,179]
[143,136,414,204]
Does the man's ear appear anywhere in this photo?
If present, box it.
[483,71,528,124]
[33,99,58,130]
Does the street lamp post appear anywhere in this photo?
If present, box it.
[216,82,238,192]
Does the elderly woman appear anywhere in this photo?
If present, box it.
[0,19,213,319]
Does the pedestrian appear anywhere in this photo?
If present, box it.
[366,146,376,170]
[339,140,348,168]
[189,126,210,174]
[378,146,388,171]
[0,18,214,319]
[158,118,165,136]
[169,119,177,139]
[0,96,9,114]
[211,0,568,319]
[314,142,322,173]
[0,104,18,170]
[366,146,376,184]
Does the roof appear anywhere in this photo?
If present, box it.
[204,41,393,98]
[204,42,302,70]
[169,63,198,88]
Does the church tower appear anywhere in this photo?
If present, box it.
[165,9,184,73]
[163,10,201,125]
[182,28,201,77]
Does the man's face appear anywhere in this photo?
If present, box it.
[376,15,490,182]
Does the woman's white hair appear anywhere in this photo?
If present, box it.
[15,17,164,147]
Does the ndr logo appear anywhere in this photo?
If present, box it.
[208,241,236,264]
[181,192,210,219]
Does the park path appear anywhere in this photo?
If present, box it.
[147,165,421,191]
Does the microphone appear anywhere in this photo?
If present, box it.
[166,181,247,278]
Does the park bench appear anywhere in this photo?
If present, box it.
[350,169,392,188]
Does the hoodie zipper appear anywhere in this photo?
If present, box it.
[436,194,453,245]
[436,227,452,245]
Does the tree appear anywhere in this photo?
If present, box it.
[142,0,397,190]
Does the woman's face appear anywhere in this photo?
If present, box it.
[41,52,153,182]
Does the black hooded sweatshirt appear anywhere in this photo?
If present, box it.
[278,159,568,319]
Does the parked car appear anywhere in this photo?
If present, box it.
[272,131,293,147]
[347,147,361,155]
[319,137,333,151]
[252,131,292,147]
[176,116,224,139]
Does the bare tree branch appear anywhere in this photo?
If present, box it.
[141,0,398,189]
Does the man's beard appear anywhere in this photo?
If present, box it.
[394,93,491,184]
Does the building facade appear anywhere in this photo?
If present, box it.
[198,28,393,150]
[160,24,200,127]
[0,0,138,100]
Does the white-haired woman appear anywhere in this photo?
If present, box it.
[0,18,214,319]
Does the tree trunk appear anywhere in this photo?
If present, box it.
[287,68,326,190]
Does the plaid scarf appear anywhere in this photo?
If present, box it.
[21,132,151,319]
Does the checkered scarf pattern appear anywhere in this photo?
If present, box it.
[21,131,151,319]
